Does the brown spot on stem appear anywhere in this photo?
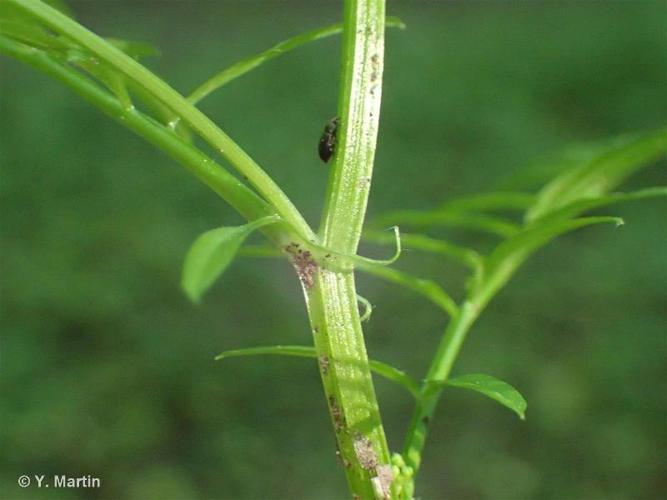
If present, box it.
[329,396,346,432]
[285,243,318,290]
[319,355,329,375]
[370,53,379,82]
[353,434,379,470]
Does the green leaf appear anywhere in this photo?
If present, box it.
[475,216,623,307]
[478,188,663,304]
[499,137,630,191]
[437,373,527,420]
[373,209,519,237]
[536,187,667,223]
[165,17,405,130]
[66,38,159,108]
[181,215,281,303]
[126,80,188,134]
[106,38,159,60]
[358,264,459,318]
[0,20,72,51]
[439,191,536,213]
[0,21,157,110]
[186,16,405,107]
[369,359,420,400]
[364,230,481,270]
[66,48,133,108]
[526,127,667,221]
[215,345,421,399]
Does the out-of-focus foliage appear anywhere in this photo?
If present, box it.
[1,1,665,499]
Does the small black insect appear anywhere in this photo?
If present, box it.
[318,117,340,163]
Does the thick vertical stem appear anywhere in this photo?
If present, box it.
[299,0,391,498]
[302,271,390,499]
[6,0,389,496]
[320,0,385,252]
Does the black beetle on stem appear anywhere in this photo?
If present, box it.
[318,117,340,163]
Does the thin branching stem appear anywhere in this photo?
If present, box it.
[0,38,294,245]
[9,0,315,241]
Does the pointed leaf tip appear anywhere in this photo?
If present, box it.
[475,215,628,306]
[435,373,527,420]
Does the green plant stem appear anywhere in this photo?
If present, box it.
[296,0,391,498]
[401,237,542,473]
[321,2,385,250]
[402,300,481,472]
[0,38,292,246]
[9,0,314,241]
[401,217,629,474]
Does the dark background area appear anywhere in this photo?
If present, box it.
[1,1,666,499]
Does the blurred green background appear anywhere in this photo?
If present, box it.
[1,1,666,499]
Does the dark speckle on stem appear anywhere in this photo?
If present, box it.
[319,355,329,375]
[285,242,317,290]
